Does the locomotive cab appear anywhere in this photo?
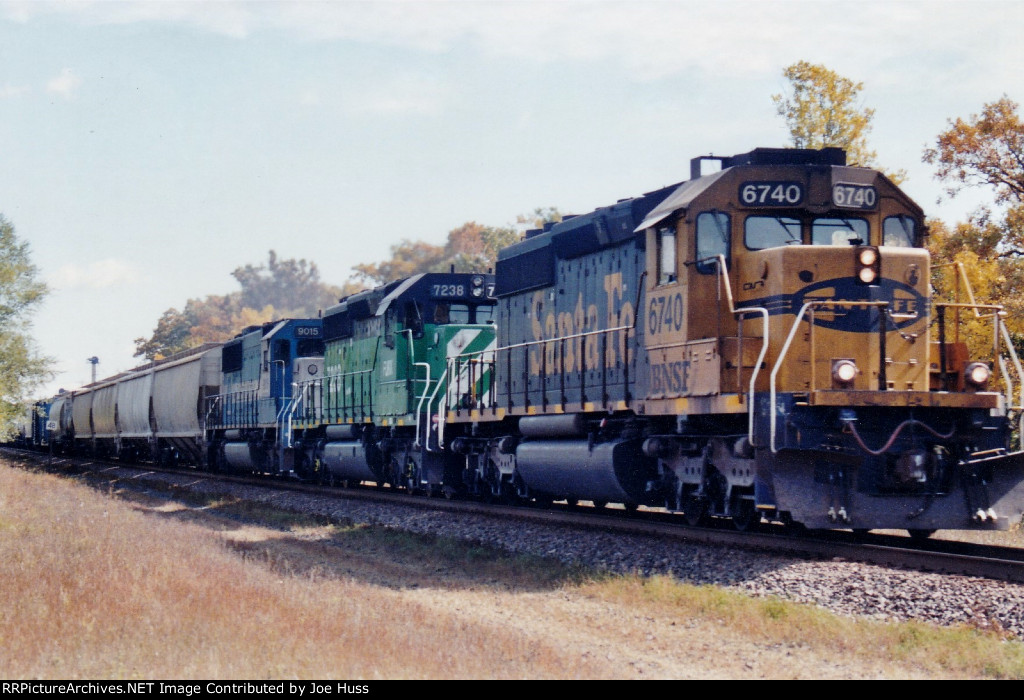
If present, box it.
[632,147,1024,530]
[207,318,324,474]
[291,272,497,492]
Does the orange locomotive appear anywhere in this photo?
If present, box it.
[442,147,1024,534]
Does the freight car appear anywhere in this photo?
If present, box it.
[52,344,222,464]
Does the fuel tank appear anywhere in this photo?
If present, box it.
[514,438,656,505]
[223,442,257,471]
[323,440,379,483]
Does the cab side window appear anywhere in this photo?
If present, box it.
[657,226,677,284]
[696,211,730,274]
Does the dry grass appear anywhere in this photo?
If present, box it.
[585,575,1024,679]
[0,464,605,679]
[3,454,1024,679]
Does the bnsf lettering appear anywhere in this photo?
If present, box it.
[650,360,690,395]
[296,327,321,336]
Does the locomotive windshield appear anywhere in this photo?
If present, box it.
[811,218,868,246]
[745,215,875,249]
[883,216,915,247]
[696,211,730,273]
[745,216,800,249]
[432,302,495,324]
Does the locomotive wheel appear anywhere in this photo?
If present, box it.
[907,528,936,541]
[683,496,706,527]
[321,467,336,487]
[731,501,761,532]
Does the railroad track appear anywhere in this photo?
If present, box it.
[6,447,1024,584]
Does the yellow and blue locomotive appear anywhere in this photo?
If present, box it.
[442,147,1024,532]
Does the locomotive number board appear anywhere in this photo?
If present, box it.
[832,183,878,210]
[738,182,805,207]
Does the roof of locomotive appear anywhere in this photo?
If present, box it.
[323,271,497,323]
[635,146,901,231]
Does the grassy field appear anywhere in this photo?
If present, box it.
[1,457,1023,679]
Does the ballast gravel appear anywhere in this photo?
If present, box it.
[108,468,1024,640]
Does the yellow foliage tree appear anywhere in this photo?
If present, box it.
[773,61,905,183]
[924,97,1024,357]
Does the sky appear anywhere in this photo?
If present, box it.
[1,0,1022,398]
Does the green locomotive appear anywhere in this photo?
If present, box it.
[291,272,496,492]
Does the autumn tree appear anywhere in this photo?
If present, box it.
[134,251,357,360]
[924,96,1024,356]
[232,250,345,317]
[924,96,1024,254]
[772,61,904,182]
[0,214,51,436]
[353,222,520,286]
[516,207,563,230]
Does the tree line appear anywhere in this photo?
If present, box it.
[2,61,1023,432]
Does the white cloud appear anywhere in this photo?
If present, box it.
[50,259,140,290]
[347,73,449,116]
[0,83,29,98]
[46,68,82,98]
[7,1,1021,88]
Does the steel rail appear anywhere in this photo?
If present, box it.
[6,446,1024,585]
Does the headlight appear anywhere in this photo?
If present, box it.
[858,248,878,266]
[471,287,484,298]
[856,246,880,286]
[965,362,991,388]
[471,275,484,287]
[832,359,858,386]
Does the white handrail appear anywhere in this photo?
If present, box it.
[710,254,770,446]
[413,362,432,448]
[768,300,889,453]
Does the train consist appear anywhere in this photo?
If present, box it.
[20,147,1024,534]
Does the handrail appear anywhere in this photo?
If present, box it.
[293,367,374,425]
[428,360,451,448]
[769,300,889,453]
[279,392,299,449]
[708,254,770,446]
[933,260,1024,421]
[413,362,432,448]
[206,388,260,428]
